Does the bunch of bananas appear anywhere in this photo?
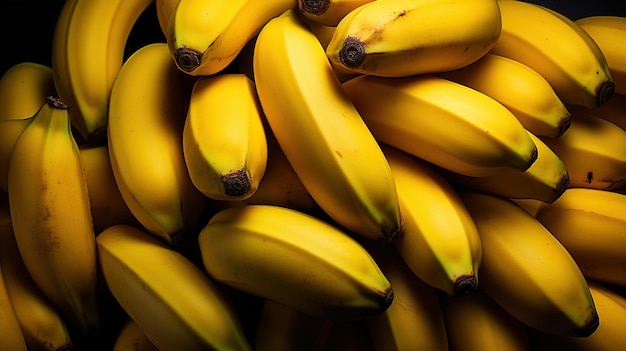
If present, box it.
[1,0,626,349]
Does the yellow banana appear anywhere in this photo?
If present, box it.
[0,219,73,351]
[156,0,182,37]
[567,92,626,131]
[439,288,533,351]
[576,15,626,96]
[97,224,252,351]
[441,131,570,204]
[167,0,297,76]
[382,146,482,296]
[458,189,598,337]
[365,244,450,351]
[52,0,155,145]
[107,43,208,245]
[298,0,375,26]
[490,0,614,108]
[112,318,158,351]
[197,204,394,321]
[534,188,626,287]
[7,96,100,335]
[341,74,538,177]
[253,9,401,241]
[326,0,502,77]
[512,198,544,217]
[183,73,268,201]
[0,116,33,192]
[438,53,572,138]
[0,62,55,122]
[540,112,626,190]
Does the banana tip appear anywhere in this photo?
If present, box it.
[46,95,68,110]
[572,311,599,337]
[454,275,478,296]
[339,37,365,69]
[174,48,202,73]
[300,0,330,15]
[222,168,252,198]
[381,287,394,312]
[596,80,615,107]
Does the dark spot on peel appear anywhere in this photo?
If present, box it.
[339,37,365,69]
[301,0,329,15]
[175,47,202,72]
[222,168,252,198]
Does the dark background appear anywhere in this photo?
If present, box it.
[2,0,626,77]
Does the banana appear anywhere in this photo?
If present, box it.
[97,224,252,351]
[567,92,626,131]
[183,73,268,200]
[253,9,401,241]
[490,0,614,108]
[534,188,626,287]
[0,116,33,192]
[156,0,182,37]
[112,318,158,351]
[0,218,73,351]
[382,146,482,296]
[458,189,598,337]
[167,0,296,76]
[326,0,502,77]
[0,62,55,122]
[576,16,626,96]
[341,73,538,177]
[365,244,450,351]
[7,96,100,335]
[254,299,333,351]
[298,0,375,26]
[441,131,570,204]
[107,43,208,245]
[197,204,394,321]
[540,112,626,190]
[512,198,545,217]
[439,288,533,351]
[52,0,155,145]
[438,53,572,139]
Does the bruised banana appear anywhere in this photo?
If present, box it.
[253,9,401,241]
[342,74,538,177]
[326,0,502,77]
[198,204,394,321]
[491,0,614,108]
[298,0,375,27]
[183,73,268,201]
[0,62,55,122]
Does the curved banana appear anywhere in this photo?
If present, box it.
[298,0,374,26]
[107,43,208,245]
[183,73,268,200]
[253,9,401,241]
[366,244,450,351]
[52,0,155,145]
[167,0,296,76]
[156,0,182,37]
[97,224,252,351]
[0,62,55,122]
[382,146,481,296]
[540,112,626,190]
[441,131,570,204]
[197,204,394,321]
[341,74,538,177]
[576,16,626,96]
[7,96,100,335]
[535,188,626,287]
[0,116,33,192]
[490,0,614,108]
[438,53,572,139]
[567,92,626,131]
[112,318,158,351]
[458,189,598,337]
[326,0,502,77]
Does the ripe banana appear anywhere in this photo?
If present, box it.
[0,219,73,351]
[341,73,538,177]
[382,146,482,296]
[490,0,614,108]
[0,62,55,122]
[7,96,100,335]
[97,224,252,351]
[540,112,626,190]
[197,204,394,321]
[52,0,155,145]
[439,288,533,351]
[534,188,626,287]
[253,9,401,241]
[576,15,626,96]
[112,318,158,351]
[298,0,374,26]
[0,116,33,192]
[183,73,268,200]
[458,190,598,337]
[167,0,296,76]
[107,43,208,244]
[567,92,626,131]
[365,244,450,351]
[438,53,572,139]
[326,0,502,77]
[156,0,182,36]
[441,131,570,204]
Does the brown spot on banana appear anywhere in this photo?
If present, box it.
[222,168,252,198]
[174,47,203,72]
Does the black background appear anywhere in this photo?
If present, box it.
[2,0,626,76]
